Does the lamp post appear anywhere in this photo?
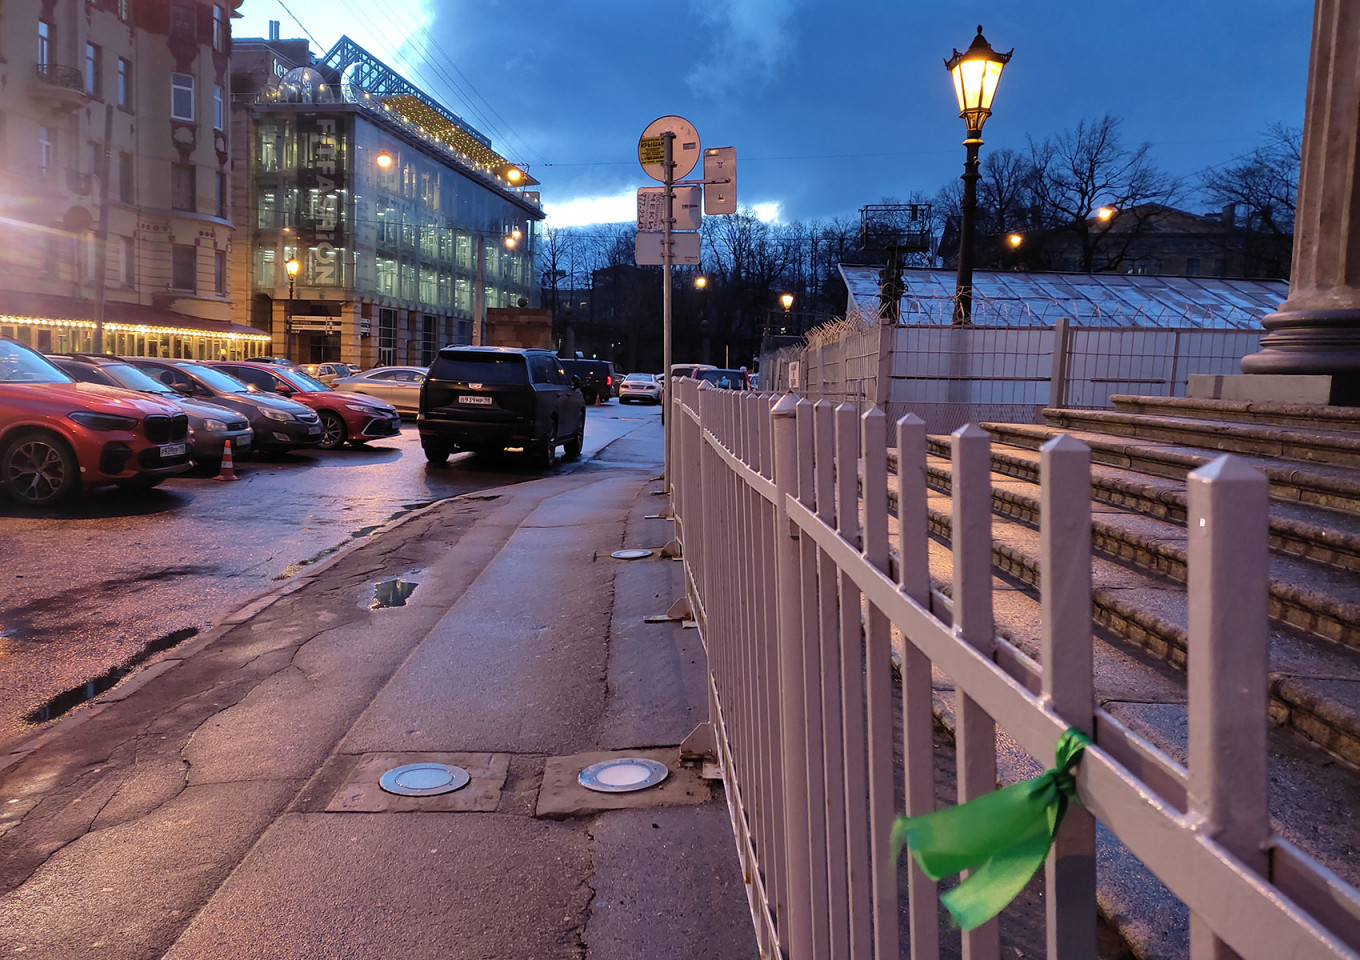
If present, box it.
[946,25,1012,325]
[285,257,300,357]
[779,293,794,334]
[695,275,710,364]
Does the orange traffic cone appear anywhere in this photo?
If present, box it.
[215,439,241,482]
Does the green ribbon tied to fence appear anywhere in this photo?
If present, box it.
[890,727,1093,931]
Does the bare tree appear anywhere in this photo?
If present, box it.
[1200,123,1299,278]
[1027,115,1179,272]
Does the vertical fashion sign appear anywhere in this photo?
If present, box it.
[297,115,346,285]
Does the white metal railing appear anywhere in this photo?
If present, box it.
[668,376,1360,960]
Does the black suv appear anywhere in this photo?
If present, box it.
[558,358,616,405]
[419,346,586,467]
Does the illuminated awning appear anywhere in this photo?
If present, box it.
[0,292,270,341]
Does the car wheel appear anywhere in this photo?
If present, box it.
[563,418,584,460]
[424,443,450,464]
[1,431,79,506]
[317,411,347,450]
[531,420,557,469]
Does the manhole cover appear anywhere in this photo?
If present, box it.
[379,762,471,797]
[610,549,653,560]
[578,757,669,793]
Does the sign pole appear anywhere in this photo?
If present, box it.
[662,130,675,488]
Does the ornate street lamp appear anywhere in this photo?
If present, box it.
[284,257,300,347]
[946,25,1012,324]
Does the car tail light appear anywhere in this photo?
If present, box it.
[606,375,612,386]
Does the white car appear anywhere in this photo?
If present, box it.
[619,372,662,404]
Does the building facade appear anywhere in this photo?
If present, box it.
[230,33,542,368]
[0,0,269,359]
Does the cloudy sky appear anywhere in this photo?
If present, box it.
[236,1,1312,228]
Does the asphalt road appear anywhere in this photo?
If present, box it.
[0,402,661,753]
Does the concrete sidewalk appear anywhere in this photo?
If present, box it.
[0,420,758,959]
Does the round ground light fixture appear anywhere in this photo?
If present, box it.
[611,549,653,560]
[578,757,669,793]
[379,762,471,797]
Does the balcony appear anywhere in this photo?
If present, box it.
[32,63,90,110]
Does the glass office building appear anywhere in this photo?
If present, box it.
[233,36,542,366]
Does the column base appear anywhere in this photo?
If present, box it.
[1240,307,1360,405]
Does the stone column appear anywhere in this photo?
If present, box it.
[1241,0,1360,402]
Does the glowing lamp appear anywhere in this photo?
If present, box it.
[945,25,1013,138]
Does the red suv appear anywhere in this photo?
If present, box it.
[0,337,191,505]
[212,362,402,450]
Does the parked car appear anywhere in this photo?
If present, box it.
[0,337,191,505]
[667,363,716,386]
[619,372,662,404]
[558,358,616,405]
[122,357,322,454]
[254,356,299,370]
[300,362,358,384]
[419,346,585,467]
[48,355,253,465]
[691,367,751,390]
[331,366,427,416]
[213,361,401,450]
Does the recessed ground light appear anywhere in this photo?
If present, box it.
[379,762,470,797]
[611,549,653,560]
[578,757,669,793]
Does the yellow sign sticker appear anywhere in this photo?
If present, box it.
[638,136,666,165]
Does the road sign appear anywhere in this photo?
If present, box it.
[637,186,701,231]
[635,231,701,266]
[703,146,737,215]
[638,115,700,182]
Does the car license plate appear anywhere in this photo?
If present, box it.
[458,395,493,405]
[308,426,321,435]
[160,443,187,458]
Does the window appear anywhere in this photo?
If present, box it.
[172,244,196,291]
[214,172,226,218]
[257,190,275,229]
[118,0,130,21]
[117,59,130,108]
[120,236,135,286]
[171,74,194,122]
[171,163,195,211]
[214,250,226,295]
[38,21,51,70]
[212,5,227,52]
[38,125,53,175]
[85,44,102,97]
[118,151,134,202]
[212,84,223,130]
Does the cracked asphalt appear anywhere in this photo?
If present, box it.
[0,407,758,960]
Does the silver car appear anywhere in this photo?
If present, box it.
[331,366,427,416]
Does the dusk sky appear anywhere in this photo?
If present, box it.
[235,2,1313,228]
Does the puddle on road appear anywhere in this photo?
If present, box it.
[24,627,199,724]
[371,577,419,610]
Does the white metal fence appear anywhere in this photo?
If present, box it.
[761,323,1263,434]
[669,376,1360,960]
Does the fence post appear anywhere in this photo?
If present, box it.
[951,423,1001,960]
[1040,435,1097,959]
[896,412,939,960]
[1186,455,1269,960]
[1049,316,1071,408]
[772,392,813,959]
[861,408,900,960]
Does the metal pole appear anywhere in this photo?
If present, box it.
[954,136,982,325]
[663,131,675,488]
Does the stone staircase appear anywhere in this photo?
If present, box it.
[912,395,1360,959]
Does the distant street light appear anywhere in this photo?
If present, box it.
[284,257,300,347]
[946,25,1012,324]
[780,293,794,312]
[1007,233,1023,248]
[694,275,707,290]
[285,257,300,298]
[375,152,393,169]
[1096,206,1116,222]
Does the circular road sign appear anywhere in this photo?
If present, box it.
[639,115,700,182]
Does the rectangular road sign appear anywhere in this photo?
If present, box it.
[635,230,701,266]
[638,136,666,166]
[703,146,737,214]
[637,186,701,231]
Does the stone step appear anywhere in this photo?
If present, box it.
[921,454,1360,650]
[898,534,1360,960]
[922,435,1360,574]
[979,421,1360,515]
[1110,394,1360,435]
[883,467,1360,772]
[1041,407,1360,469]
